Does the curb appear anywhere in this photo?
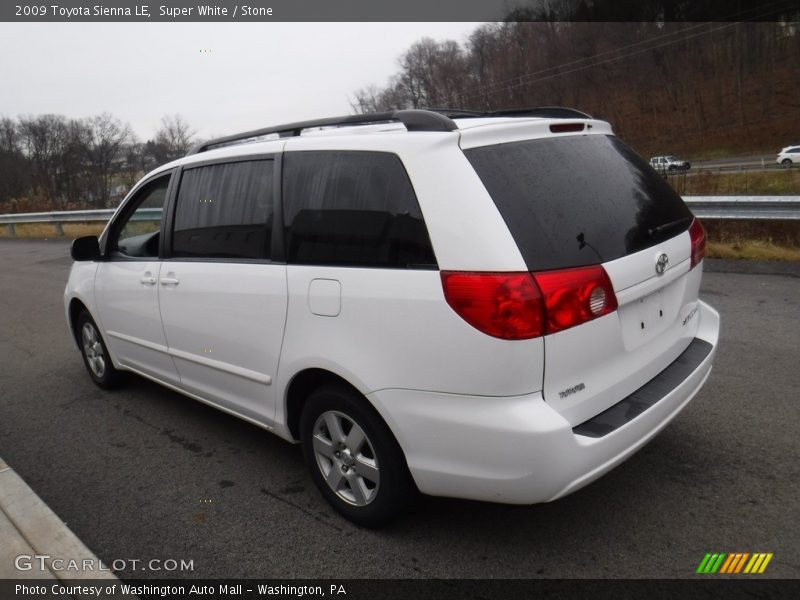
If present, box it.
[0,456,118,583]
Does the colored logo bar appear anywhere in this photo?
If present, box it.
[696,553,773,574]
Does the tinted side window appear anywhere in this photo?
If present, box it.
[172,160,274,260]
[282,151,436,268]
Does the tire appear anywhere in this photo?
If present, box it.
[782,159,793,167]
[76,310,123,389]
[300,384,416,527]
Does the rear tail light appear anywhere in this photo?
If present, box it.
[440,272,544,340]
[689,218,706,269]
[533,265,618,334]
[441,265,618,340]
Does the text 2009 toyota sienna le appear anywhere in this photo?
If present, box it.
[65,108,720,526]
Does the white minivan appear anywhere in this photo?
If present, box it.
[65,108,719,526]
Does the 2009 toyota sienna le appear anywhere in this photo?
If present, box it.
[65,108,720,526]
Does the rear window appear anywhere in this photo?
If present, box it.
[464,135,693,271]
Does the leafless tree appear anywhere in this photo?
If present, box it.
[350,85,384,114]
[0,118,28,204]
[83,113,133,207]
[18,114,70,205]
[154,114,197,161]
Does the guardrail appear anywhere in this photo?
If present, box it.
[681,163,787,174]
[0,208,159,236]
[0,199,798,237]
[683,196,800,220]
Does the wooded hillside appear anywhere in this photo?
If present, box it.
[0,114,195,210]
[352,21,800,157]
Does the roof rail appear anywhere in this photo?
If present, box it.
[426,107,593,120]
[186,109,458,156]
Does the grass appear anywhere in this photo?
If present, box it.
[686,147,740,161]
[669,169,800,195]
[707,240,800,261]
[702,219,800,261]
[0,222,105,239]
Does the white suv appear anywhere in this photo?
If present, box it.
[777,145,800,166]
[649,155,691,172]
[64,108,720,526]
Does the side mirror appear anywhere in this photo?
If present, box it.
[71,236,100,261]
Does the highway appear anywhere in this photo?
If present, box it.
[685,154,789,173]
[0,239,798,579]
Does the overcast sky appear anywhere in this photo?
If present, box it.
[0,22,480,140]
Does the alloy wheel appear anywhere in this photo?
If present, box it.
[81,322,106,379]
[312,410,380,506]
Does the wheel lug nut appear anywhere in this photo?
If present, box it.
[334,451,340,458]
[341,465,348,473]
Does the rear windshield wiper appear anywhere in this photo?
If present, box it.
[648,216,692,239]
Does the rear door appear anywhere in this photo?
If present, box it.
[464,134,704,426]
[158,157,288,424]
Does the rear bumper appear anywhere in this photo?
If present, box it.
[368,300,719,504]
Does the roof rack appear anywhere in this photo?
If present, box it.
[186,107,593,156]
[186,109,458,156]
[426,107,593,120]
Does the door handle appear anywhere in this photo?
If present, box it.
[140,276,157,285]
[160,277,180,286]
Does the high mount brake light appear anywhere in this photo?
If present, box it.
[441,265,618,340]
[689,218,706,269]
[549,123,585,133]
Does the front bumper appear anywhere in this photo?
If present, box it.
[367,300,720,504]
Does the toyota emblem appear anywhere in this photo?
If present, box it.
[655,253,669,275]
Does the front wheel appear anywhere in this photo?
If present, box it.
[300,384,416,527]
[76,310,123,389]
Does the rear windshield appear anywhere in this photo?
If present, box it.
[464,135,693,271]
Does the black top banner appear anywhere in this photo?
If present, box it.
[3,0,800,22]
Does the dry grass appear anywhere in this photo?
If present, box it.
[703,219,800,261]
[63,223,106,238]
[0,222,105,239]
[702,219,800,247]
[671,169,800,195]
[707,240,800,261]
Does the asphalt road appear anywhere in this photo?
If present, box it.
[692,154,775,170]
[0,239,798,579]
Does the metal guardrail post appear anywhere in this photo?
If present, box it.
[6,223,14,237]
[54,222,63,237]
